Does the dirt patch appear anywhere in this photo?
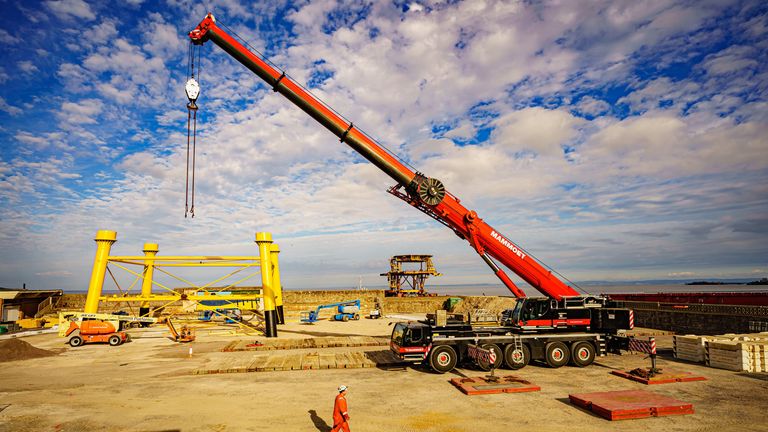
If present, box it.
[451,296,517,314]
[0,338,58,362]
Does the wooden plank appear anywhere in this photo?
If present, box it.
[283,353,302,370]
[262,353,286,371]
[319,353,336,369]
[302,353,320,370]
[247,354,269,372]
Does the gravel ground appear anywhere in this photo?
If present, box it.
[0,316,766,432]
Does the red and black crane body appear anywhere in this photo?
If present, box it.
[188,14,633,372]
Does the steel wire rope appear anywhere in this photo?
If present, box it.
[216,19,422,175]
[501,240,588,296]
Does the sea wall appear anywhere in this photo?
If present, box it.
[621,301,768,334]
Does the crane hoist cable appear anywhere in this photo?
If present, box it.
[184,42,201,218]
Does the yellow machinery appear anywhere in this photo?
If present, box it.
[380,255,442,297]
[81,230,284,337]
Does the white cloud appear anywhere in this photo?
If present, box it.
[56,98,104,124]
[0,97,22,116]
[45,0,96,21]
[573,96,611,117]
[82,20,118,47]
[492,107,583,157]
[0,29,20,44]
[17,61,39,74]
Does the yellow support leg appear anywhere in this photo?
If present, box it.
[84,230,117,313]
[140,242,158,317]
[256,232,277,337]
[270,243,284,324]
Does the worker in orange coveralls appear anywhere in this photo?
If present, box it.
[331,385,351,432]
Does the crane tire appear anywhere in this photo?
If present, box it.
[504,344,530,370]
[478,343,503,371]
[570,341,596,367]
[108,335,122,346]
[545,341,570,368]
[342,315,349,322]
[69,336,83,347]
[353,314,360,320]
[429,345,457,374]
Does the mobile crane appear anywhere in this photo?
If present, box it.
[187,14,633,373]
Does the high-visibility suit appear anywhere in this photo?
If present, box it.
[331,392,350,432]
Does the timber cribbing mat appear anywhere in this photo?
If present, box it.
[610,368,707,384]
[449,375,541,395]
[222,336,389,352]
[193,349,405,374]
[569,389,694,420]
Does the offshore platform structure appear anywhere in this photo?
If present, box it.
[381,255,441,297]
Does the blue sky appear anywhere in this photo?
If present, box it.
[0,0,766,293]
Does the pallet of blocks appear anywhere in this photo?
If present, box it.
[674,332,768,364]
[705,339,768,372]
[673,335,710,362]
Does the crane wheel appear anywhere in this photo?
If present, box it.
[478,344,503,371]
[570,341,595,367]
[429,345,457,374]
[342,315,349,322]
[545,341,570,368]
[353,314,360,320]
[108,335,122,346]
[504,344,530,370]
[69,336,83,347]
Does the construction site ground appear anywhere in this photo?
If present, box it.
[1,315,767,432]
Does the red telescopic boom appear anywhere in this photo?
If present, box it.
[189,14,581,301]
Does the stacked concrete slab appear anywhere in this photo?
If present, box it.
[674,332,768,372]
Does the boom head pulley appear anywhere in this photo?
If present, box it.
[418,177,446,206]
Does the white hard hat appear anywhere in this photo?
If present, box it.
[338,385,347,392]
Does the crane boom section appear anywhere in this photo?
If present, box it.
[189,14,580,301]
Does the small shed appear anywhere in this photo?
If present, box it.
[0,287,63,322]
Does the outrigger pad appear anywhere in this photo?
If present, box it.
[449,375,541,396]
[569,389,694,420]
[611,368,707,385]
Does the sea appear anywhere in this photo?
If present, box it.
[427,283,768,297]
[67,283,767,296]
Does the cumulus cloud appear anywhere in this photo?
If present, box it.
[17,61,39,74]
[0,29,20,44]
[0,97,22,116]
[56,98,104,124]
[45,0,96,21]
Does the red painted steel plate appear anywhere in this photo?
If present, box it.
[450,375,541,396]
[611,368,707,385]
[569,389,694,420]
